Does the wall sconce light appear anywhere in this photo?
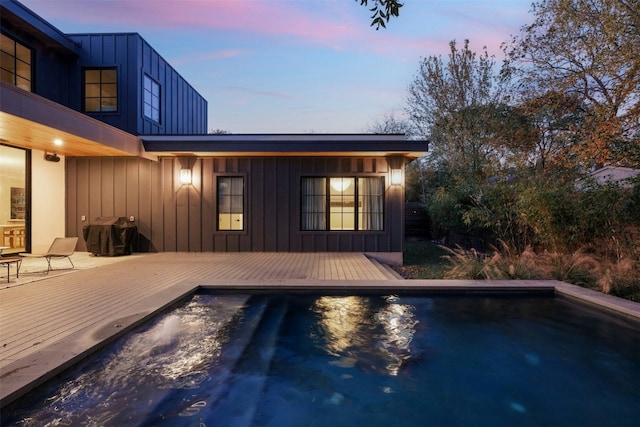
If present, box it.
[180,168,192,185]
[387,156,404,186]
[391,169,402,185]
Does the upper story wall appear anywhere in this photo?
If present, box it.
[1,1,208,137]
[68,33,208,135]
[0,0,79,107]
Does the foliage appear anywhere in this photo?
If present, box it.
[490,241,541,279]
[396,0,640,299]
[442,241,544,280]
[407,39,512,180]
[513,91,586,172]
[357,0,403,29]
[538,250,601,288]
[432,172,640,256]
[367,113,417,137]
[504,0,640,167]
[398,240,639,300]
[441,245,504,280]
[600,258,640,302]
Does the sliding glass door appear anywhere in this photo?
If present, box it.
[0,144,27,255]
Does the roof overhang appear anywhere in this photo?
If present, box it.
[141,134,429,159]
[0,82,148,158]
[1,0,80,56]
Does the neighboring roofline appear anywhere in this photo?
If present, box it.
[140,134,429,158]
[0,0,80,55]
[589,165,640,175]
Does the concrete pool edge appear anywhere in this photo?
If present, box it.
[1,279,638,409]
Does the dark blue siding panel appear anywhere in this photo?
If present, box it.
[0,19,78,107]
[68,33,207,136]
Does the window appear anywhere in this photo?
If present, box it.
[0,34,32,91]
[218,177,244,231]
[301,177,384,231]
[84,68,118,112]
[143,75,160,122]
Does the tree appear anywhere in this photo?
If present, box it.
[366,113,416,137]
[406,39,512,179]
[505,0,640,167]
[515,90,586,173]
[356,0,403,29]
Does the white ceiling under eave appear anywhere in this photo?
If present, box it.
[0,82,149,159]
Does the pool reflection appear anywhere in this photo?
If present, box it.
[311,295,418,376]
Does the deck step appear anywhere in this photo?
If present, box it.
[204,298,288,427]
[140,295,270,425]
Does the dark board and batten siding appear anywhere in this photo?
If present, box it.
[66,157,404,255]
[67,33,207,135]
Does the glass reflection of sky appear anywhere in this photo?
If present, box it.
[311,295,418,376]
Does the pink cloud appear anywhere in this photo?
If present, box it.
[21,0,529,61]
[24,0,366,47]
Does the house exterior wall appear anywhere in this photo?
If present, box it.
[66,156,405,258]
[31,150,66,252]
[0,7,78,107]
[67,33,208,135]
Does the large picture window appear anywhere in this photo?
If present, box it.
[301,177,384,231]
[0,34,31,91]
[218,176,244,231]
[84,68,118,112]
[143,75,160,122]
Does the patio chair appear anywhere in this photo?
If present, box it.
[20,237,78,273]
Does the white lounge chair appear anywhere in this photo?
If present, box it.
[20,237,78,273]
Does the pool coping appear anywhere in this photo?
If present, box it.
[1,279,639,409]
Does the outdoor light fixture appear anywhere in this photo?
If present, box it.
[44,152,60,162]
[387,156,404,186]
[180,168,192,185]
[391,169,402,185]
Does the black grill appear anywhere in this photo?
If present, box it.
[83,217,137,256]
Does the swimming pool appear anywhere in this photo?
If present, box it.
[3,292,639,426]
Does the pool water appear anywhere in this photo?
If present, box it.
[4,293,640,426]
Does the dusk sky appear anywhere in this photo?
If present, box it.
[21,0,534,134]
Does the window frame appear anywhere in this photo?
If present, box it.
[0,33,32,92]
[216,175,246,232]
[143,74,161,123]
[300,175,385,232]
[83,67,118,113]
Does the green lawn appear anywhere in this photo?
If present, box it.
[394,240,450,279]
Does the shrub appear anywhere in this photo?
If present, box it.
[599,258,640,302]
[538,250,601,288]
[489,241,543,279]
[441,245,504,280]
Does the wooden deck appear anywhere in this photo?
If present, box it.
[0,252,395,370]
[0,251,404,406]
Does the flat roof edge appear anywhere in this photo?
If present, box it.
[141,135,428,156]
